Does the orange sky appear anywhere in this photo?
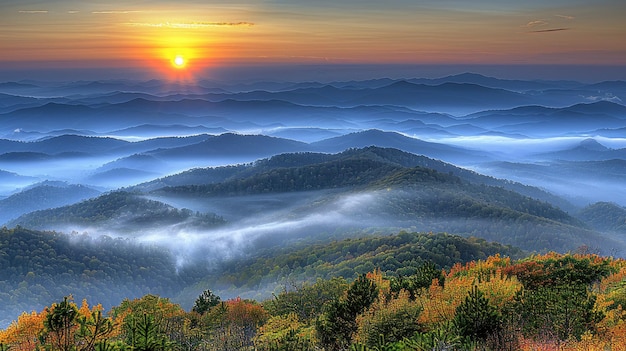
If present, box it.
[1,1,625,80]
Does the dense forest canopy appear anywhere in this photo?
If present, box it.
[2,250,625,351]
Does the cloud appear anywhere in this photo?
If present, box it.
[524,14,573,32]
[584,94,622,103]
[526,20,547,27]
[529,28,570,33]
[92,10,142,14]
[18,10,48,14]
[555,14,575,20]
[124,21,254,28]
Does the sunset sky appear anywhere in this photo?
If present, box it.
[1,0,625,81]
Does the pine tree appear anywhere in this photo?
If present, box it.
[192,290,221,315]
[42,296,79,351]
[316,274,378,351]
[453,285,501,341]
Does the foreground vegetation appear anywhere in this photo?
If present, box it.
[3,251,626,351]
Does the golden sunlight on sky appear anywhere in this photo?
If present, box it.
[1,0,624,79]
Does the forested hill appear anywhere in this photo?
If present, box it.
[577,201,626,234]
[0,226,209,328]
[138,146,569,208]
[158,155,576,230]
[7,191,225,231]
[0,183,100,225]
[155,157,403,195]
[143,146,608,253]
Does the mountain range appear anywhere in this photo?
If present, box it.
[1,72,626,329]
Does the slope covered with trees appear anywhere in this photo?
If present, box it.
[578,201,626,234]
[9,147,611,254]
[177,231,524,303]
[7,191,225,231]
[0,226,210,328]
[3,250,626,351]
[147,146,569,208]
[0,182,100,225]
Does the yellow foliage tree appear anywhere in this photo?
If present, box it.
[355,289,423,347]
[0,310,47,351]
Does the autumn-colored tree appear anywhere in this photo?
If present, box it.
[0,310,47,351]
[224,297,268,327]
[255,313,316,351]
[355,289,423,347]
[415,276,473,329]
[415,256,520,331]
[200,297,268,351]
[109,294,185,348]
[38,297,115,351]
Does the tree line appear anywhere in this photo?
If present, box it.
[2,252,625,351]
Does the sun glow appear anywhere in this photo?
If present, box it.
[172,55,186,68]
[153,38,205,81]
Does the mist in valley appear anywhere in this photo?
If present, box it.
[19,183,626,274]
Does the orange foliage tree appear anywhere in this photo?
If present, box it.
[201,297,268,351]
[0,310,47,351]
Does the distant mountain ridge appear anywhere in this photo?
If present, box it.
[0,74,624,224]
[309,129,487,163]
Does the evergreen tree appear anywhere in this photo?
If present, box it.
[316,274,378,351]
[76,309,114,351]
[42,296,79,351]
[192,290,221,315]
[128,314,169,351]
[345,274,379,317]
[514,283,603,341]
[453,286,501,341]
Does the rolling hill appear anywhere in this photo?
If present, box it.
[8,191,225,233]
[577,202,626,234]
[0,182,100,225]
[142,147,609,253]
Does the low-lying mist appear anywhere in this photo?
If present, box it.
[54,191,384,268]
[425,135,626,161]
[54,186,626,272]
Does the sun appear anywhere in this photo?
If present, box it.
[172,55,186,68]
